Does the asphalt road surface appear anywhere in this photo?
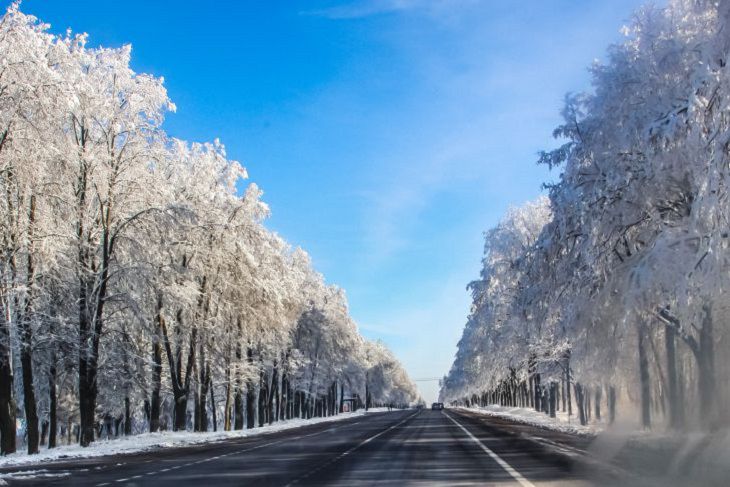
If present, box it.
[0,409,649,486]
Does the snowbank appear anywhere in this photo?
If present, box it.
[458,405,730,484]
[0,408,395,469]
[606,427,730,485]
[455,404,600,436]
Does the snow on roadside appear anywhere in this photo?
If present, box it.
[454,404,600,436]
[458,405,730,484]
[0,469,71,485]
[0,408,396,470]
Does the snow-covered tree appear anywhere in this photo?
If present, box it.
[0,4,417,453]
[442,0,730,431]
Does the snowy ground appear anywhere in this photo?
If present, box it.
[605,426,730,485]
[0,408,395,470]
[457,404,730,485]
[454,404,601,436]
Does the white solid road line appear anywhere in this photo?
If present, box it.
[444,412,536,487]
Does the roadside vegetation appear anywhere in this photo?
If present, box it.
[441,0,730,433]
[0,3,417,456]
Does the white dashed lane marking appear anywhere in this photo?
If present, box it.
[96,416,377,486]
[284,411,420,487]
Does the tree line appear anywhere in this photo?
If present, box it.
[0,4,418,455]
[440,0,730,432]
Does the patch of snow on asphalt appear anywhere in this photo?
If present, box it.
[0,469,72,483]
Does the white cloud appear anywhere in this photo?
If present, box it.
[305,0,482,20]
[307,0,421,19]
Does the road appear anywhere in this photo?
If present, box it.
[0,409,643,486]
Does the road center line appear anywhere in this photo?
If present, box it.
[444,412,535,487]
[284,411,420,487]
[95,414,379,486]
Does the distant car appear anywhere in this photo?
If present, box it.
[431,402,444,410]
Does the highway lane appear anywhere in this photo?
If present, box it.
[0,409,636,486]
[293,409,614,486]
[0,411,415,486]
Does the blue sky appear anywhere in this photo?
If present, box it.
[22,0,649,402]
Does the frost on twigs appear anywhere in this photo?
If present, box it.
[0,3,417,455]
[441,0,730,441]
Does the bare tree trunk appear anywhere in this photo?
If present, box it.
[193,384,200,432]
[638,323,651,429]
[365,374,370,411]
[339,382,345,413]
[149,335,162,433]
[566,371,572,416]
[210,385,217,432]
[0,308,15,454]
[246,386,256,427]
[224,371,232,431]
[326,382,332,415]
[149,293,163,433]
[564,351,572,418]
[575,383,587,426]
[197,343,210,432]
[40,421,48,447]
[549,382,557,418]
[160,298,196,432]
[664,323,682,429]
[279,371,288,421]
[78,348,98,447]
[268,360,278,425]
[233,328,243,430]
[608,385,616,425]
[18,329,39,453]
[124,396,131,435]
[234,380,244,430]
[293,390,301,418]
[659,306,713,430]
[18,194,39,454]
[0,134,17,455]
[698,304,716,430]
[528,355,536,409]
[258,368,267,427]
[245,347,256,428]
[174,393,188,431]
[48,354,57,448]
[79,197,114,447]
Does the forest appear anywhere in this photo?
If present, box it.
[0,4,418,455]
[440,0,730,432]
